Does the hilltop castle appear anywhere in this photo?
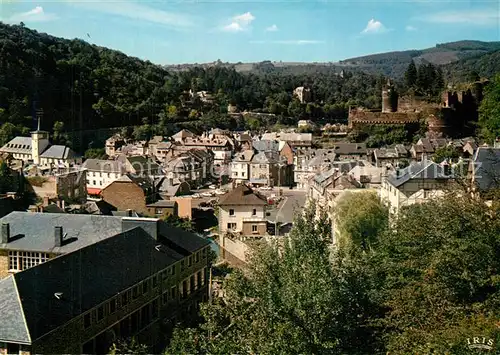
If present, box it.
[348,79,488,138]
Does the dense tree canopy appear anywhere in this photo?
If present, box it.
[478,74,500,144]
[166,190,500,354]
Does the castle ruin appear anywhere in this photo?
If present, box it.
[348,79,489,138]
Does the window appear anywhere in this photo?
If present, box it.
[252,225,258,233]
[181,260,185,271]
[152,275,158,289]
[190,275,195,291]
[162,292,169,305]
[8,251,50,272]
[97,306,104,322]
[229,209,235,216]
[109,299,117,314]
[92,180,96,185]
[188,256,192,267]
[155,208,163,215]
[132,286,139,299]
[121,292,129,306]
[170,265,175,275]
[182,280,188,299]
[202,248,207,259]
[152,298,159,320]
[197,271,202,289]
[170,286,177,300]
[83,312,91,329]
[142,280,149,294]
[252,208,257,216]
[195,252,200,263]
[227,223,237,230]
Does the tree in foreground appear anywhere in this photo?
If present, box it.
[478,74,500,144]
[333,191,388,250]
[166,191,500,354]
[369,191,500,353]
[166,201,380,354]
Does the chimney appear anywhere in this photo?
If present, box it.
[1,223,10,244]
[54,226,63,247]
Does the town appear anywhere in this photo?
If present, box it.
[0,12,500,355]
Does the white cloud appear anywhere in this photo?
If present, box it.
[233,12,255,25]
[71,1,194,30]
[361,19,387,34]
[265,24,278,32]
[223,22,244,32]
[405,25,417,31]
[250,40,324,45]
[222,11,255,32]
[7,6,58,23]
[417,9,499,25]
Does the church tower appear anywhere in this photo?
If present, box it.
[31,113,50,165]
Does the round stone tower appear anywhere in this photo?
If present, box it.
[382,79,398,113]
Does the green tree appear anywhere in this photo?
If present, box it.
[334,191,388,250]
[84,148,108,159]
[478,74,500,143]
[0,162,14,194]
[166,202,380,354]
[368,192,500,353]
[52,121,70,146]
[432,145,459,163]
[162,214,195,232]
[404,60,417,89]
[109,338,148,355]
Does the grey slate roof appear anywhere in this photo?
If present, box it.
[253,140,279,152]
[82,159,125,173]
[473,147,500,191]
[387,161,451,188]
[0,137,32,154]
[0,276,30,344]
[252,151,280,164]
[147,200,177,208]
[39,145,78,159]
[5,227,185,343]
[0,212,123,253]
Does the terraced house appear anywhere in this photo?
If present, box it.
[0,212,211,354]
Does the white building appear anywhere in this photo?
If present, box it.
[218,185,268,236]
[81,159,126,197]
[230,150,254,184]
[379,160,454,215]
[0,129,79,168]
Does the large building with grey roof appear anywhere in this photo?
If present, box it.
[0,129,79,168]
[380,159,454,214]
[0,212,210,354]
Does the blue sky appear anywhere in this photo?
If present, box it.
[1,0,499,64]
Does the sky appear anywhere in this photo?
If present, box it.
[1,0,499,65]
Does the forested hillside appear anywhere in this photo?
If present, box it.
[337,40,500,78]
[0,22,386,150]
[443,50,500,83]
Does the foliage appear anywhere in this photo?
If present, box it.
[0,162,16,193]
[478,74,500,143]
[52,121,70,146]
[404,60,417,89]
[162,214,195,232]
[109,337,149,355]
[84,148,108,159]
[26,175,48,187]
[368,192,500,353]
[334,191,389,250]
[166,202,381,354]
[432,145,460,163]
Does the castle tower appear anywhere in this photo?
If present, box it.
[31,114,50,165]
[382,79,398,113]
